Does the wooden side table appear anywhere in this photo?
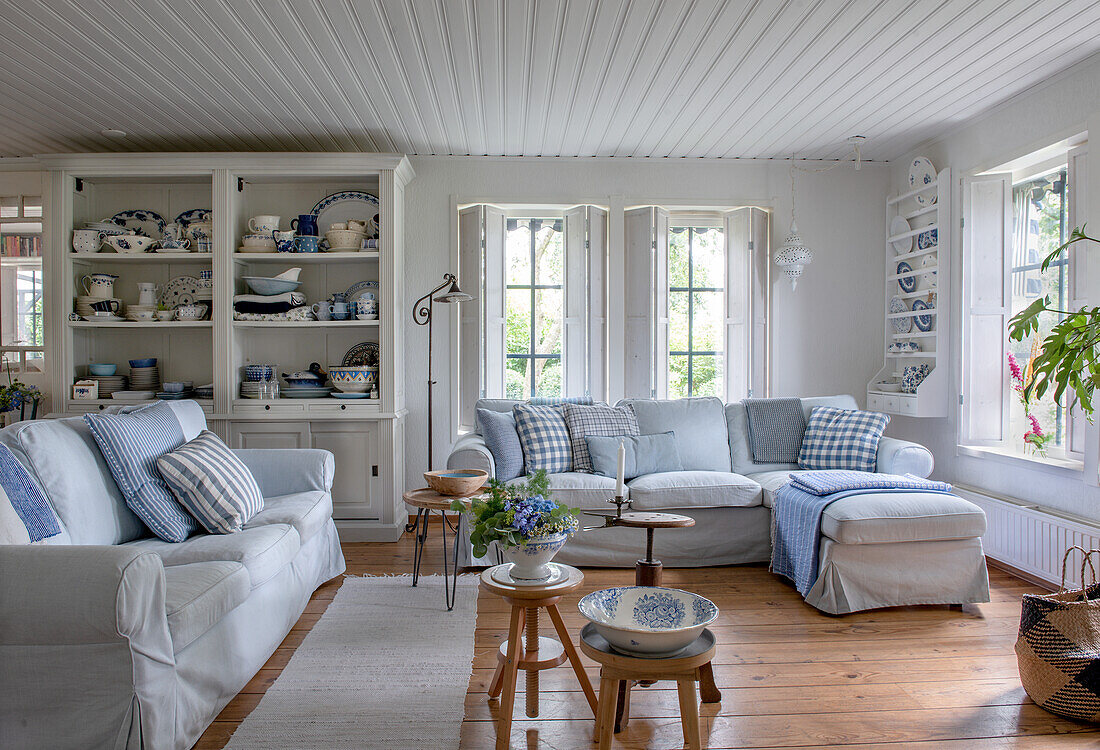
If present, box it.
[402,488,475,611]
[581,622,715,750]
[480,563,598,750]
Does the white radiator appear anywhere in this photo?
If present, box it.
[957,484,1100,589]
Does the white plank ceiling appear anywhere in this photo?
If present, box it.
[0,0,1098,160]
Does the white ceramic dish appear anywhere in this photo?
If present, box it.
[875,382,901,392]
[889,215,912,254]
[908,157,938,205]
[578,587,718,657]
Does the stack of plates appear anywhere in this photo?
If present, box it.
[88,375,127,396]
[281,386,334,399]
[240,381,264,399]
[129,366,160,391]
[195,384,214,399]
[76,296,123,317]
[156,389,194,401]
[112,391,155,402]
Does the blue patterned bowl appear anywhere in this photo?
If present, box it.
[578,586,718,657]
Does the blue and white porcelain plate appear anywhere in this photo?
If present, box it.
[912,298,934,332]
[344,280,379,305]
[917,227,938,250]
[330,392,369,400]
[890,296,912,334]
[908,157,937,206]
[173,209,211,231]
[311,190,380,238]
[110,209,167,238]
[342,341,379,368]
[897,262,916,293]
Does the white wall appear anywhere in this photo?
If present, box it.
[889,55,1100,519]
[402,156,889,489]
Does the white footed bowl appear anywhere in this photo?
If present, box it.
[578,586,718,657]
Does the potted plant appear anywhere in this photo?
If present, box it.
[0,362,43,425]
[453,469,580,581]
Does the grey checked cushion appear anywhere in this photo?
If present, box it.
[513,404,573,473]
[561,403,639,473]
[798,406,889,472]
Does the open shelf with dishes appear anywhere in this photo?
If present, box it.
[867,161,951,417]
[43,153,412,540]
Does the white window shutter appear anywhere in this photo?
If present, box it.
[457,205,483,432]
[483,205,507,399]
[961,173,1012,445]
[624,207,656,398]
[1067,145,1089,459]
[723,209,751,401]
[654,207,670,399]
[749,207,770,398]
[563,205,587,397]
[587,206,609,402]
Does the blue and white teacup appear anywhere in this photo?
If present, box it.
[331,302,349,320]
[272,230,296,253]
[295,235,319,253]
[355,298,377,317]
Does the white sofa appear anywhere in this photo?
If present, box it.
[0,401,346,750]
[447,395,990,614]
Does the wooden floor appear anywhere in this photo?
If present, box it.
[194,532,1100,750]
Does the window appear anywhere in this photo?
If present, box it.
[668,225,724,397]
[505,218,564,399]
[0,194,45,374]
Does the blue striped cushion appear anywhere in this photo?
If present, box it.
[797,407,889,472]
[157,431,263,534]
[84,402,200,542]
[0,444,60,544]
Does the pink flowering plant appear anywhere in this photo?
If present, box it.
[1007,352,1053,456]
[452,469,580,558]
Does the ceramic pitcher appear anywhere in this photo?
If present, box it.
[82,273,118,298]
[137,283,158,306]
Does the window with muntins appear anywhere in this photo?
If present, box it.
[668,225,724,398]
[505,218,564,399]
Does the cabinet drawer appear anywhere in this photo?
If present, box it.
[307,402,381,416]
[867,393,884,411]
[883,395,900,412]
[234,401,306,415]
[900,396,918,415]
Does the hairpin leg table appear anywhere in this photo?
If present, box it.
[402,488,476,611]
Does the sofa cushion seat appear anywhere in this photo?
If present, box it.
[507,472,616,510]
[245,490,330,544]
[746,470,799,508]
[163,560,250,652]
[626,471,762,510]
[821,492,987,545]
[125,523,300,589]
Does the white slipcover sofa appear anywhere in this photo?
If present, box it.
[447,395,989,614]
[0,401,346,750]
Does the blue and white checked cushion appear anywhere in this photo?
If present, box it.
[561,402,639,473]
[84,402,201,542]
[797,407,889,472]
[513,404,573,473]
[478,408,525,481]
[0,444,60,545]
[528,395,594,407]
[157,430,264,534]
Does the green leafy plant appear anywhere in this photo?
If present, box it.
[1009,225,1100,420]
[452,469,580,558]
[0,361,42,419]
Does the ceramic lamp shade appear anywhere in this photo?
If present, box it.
[774,221,813,290]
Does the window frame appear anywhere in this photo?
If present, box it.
[667,220,725,398]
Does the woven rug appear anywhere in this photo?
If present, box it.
[225,574,479,749]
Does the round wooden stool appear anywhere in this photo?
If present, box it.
[580,622,715,750]
[402,488,476,610]
[480,563,598,750]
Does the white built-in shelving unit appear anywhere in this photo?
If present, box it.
[867,167,951,417]
[41,153,413,540]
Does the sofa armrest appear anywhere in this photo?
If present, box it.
[233,448,335,495]
[0,545,170,648]
[447,433,495,478]
[876,436,934,478]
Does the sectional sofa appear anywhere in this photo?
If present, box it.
[448,394,990,614]
[0,400,345,750]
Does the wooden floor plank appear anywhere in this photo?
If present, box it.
[194,536,1099,750]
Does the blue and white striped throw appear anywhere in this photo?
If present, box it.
[84,402,201,542]
[157,430,264,534]
[742,397,806,463]
[771,470,954,595]
[0,444,60,544]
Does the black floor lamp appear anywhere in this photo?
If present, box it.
[411,272,473,471]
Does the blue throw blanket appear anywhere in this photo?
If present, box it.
[771,470,953,595]
[743,397,806,463]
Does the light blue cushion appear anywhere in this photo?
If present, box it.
[586,432,682,480]
[478,408,525,481]
[513,404,573,473]
[0,444,60,544]
[620,397,732,472]
[798,406,889,472]
[157,430,264,534]
[84,402,201,542]
[727,395,858,475]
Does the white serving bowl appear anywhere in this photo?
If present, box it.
[578,586,718,657]
[105,234,156,254]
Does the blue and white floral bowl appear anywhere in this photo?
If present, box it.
[578,586,718,657]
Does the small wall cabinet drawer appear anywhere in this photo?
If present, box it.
[900,396,918,415]
[883,395,900,412]
[234,401,306,414]
[867,394,884,410]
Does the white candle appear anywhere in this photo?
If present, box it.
[616,438,626,498]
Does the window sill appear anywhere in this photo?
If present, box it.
[957,444,1084,477]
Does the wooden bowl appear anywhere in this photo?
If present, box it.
[424,469,488,497]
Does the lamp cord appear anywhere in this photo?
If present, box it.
[787,144,864,225]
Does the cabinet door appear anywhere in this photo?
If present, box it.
[229,421,310,450]
[310,421,381,520]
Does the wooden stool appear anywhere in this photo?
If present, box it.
[480,564,597,750]
[580,622,715,750]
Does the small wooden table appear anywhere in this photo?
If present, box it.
[402,488,475,611]
[607,511,695,586]
[480,563,598,750]
[581,622,715,750]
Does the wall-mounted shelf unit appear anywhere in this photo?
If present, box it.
[868,167,951,417]
[42,153,413,541]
